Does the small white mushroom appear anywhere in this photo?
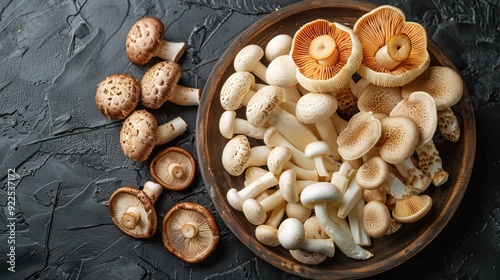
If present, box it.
[279,169,317,203]
[304,141,332,177]
[242,190,285,225]
[265,55,302,102]
[255,201,286,247]
[226,171,278,211]
[219,110,266,140]
[285,201,312,224]
[278,218,335,257]
[267,147,318,181]
[234,44,268,83]
[222,135,272,176]
[220,71,256,111]
[265,34,293,62]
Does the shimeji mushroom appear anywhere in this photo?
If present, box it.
[291,19,363,93]
[278,218,336,257]
[295,92,342,161]
[220,71,256,111]
[337,111,382,161]
[300,182,373,260]
[401,66,463,143]
[226,171,278,211]
[141,61,199,109]
[362,200,392,238]
[255,201,286,247]
[150,146,196,191]
[162,202,220,264]
[95,73,140,120]
[222,135,272,176]
[219,110,266,140]
[120,110,188,162]
[416,140,449,187]
[265,55,302,103]
[376,116,420,165]
[244,167,268,187]
[246,86,318,152]
[353,5,430,87]
[108,181,163,239]
[234,44,268,83]
[126,17,186,65]
[304,141,332,177]
[357,84,403,116]
[265,34,293,62]
[267,147,318,181]
[392,194,432,223]
[243,189,285,225]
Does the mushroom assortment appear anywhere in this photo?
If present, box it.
[218,5,464,265]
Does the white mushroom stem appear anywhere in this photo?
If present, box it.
[437,107,461,143]
[382,172,412,200]
[168,163,184,179]
[255,201,286,247]
[374,33,412,71]
[330,162,353,195]
[314,118,341,161]
[226,172,278,211]
[395,157,433,195]
[331,113,349,134]
[181,221,199,238]
[327,207,353,239]
[168,85,200,106]
[278,218,335,257]
[243,190,285,225]
[219,110,266,140]
[264,127,316,170]
[337,175,363,219]
[156,117,188,146]
[142,181,163,203]
[347,198,371,246]
[240,89,256,107]
[281,86,302,103]
[416,140,449,187]
[155,40,186,62]
[284,163,318,181]
[244,167,268,187]
[121,206,141,229]
[286,202,312,224]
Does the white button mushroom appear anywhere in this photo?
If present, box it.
[220,71,256,111]
[221,135,272,176]
[265,34,293,62]
[267,146,318,181]
[219,110,266,140]
[242,190,285,225]
[279,169,317,203]
[304,141,331,177]
[234,44,268,83]
[255,201,286,247]
[278,218,335,257]
[265,55,302,103]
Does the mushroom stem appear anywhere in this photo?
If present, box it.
[121,206,141,230]
[264,127,316,170]
[227,172,278,211]
[437,107,461,143]
[219,111,266,140]
[331,113,349,134]
[330,162,353,195]
[155,40,186,62]
[348,198,371,246]
[181,221,199,239]
[143,181,163,203]
[383,172,412,200]
[278,218,335,257]
[314,118,341,161]
[309,35,340,67]
[281,86,302,103]
[375,33,412,71]
[337,175,363,219]
[169,85,200,106]
[243,190,285,225]
[156,117,188,146]
[395,157,432,194]
[255,201,286,246]
[168,163,184,179]
[416,140,449,187]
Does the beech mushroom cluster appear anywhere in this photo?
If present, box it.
[218,5,464,265]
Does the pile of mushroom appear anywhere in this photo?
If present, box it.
[219,5,463,265]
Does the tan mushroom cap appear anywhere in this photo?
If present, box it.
[401,66,464,110]
[141,61,182,109]
[95,73,140,120]
[290,248,328,265]
[362,200,392,238]
[120,110,158,162]
[357,84,403,115]
[126,17,163,65]
[220,72,255,111]
[246,86,284,127]
[356,156,389,190]
[390,91,438,148]
[162,202,220,264]
[295,92,339,124]
[150,146,196,191]
[392,194,432,223]
[108,186,157,239]
[337,111,382,160]
[377,116,420,164]
[291,19,363,93]
[353,5,430,87]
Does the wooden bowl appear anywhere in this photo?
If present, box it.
[196,0,476,278]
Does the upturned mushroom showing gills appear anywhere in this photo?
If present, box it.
[120,110,188,162]
[150,146,196,191]
[126,17,186,65]
[291,19,363,93]
[108,181,163,239]
[353,5,430,87]
[162,202,220,264]
[95,73,140,120]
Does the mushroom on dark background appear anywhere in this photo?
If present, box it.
[0,0,498,279]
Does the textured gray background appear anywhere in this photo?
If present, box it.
[0,0,498,279]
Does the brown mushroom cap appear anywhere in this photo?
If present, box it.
[337,111,382,160]
[392,194,432,223]
[162,202,220,264]
[108,186,157,238]
[356,156,389,190]
[291,19,363,92]
[95,73,140,120]
[150,146,196,191]
[377,116,420,164]
[126,17,165,65]
[362,200,392,238]
[120,110,158,162]
[353,5,430,87]
[401,66,464,110]
[141,61,182,109]
[357,84,403,115]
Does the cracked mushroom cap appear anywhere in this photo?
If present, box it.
[95,73,140,120]
[357,84,403,115]
[356,156,389,190]
[150,146,196,191]
[390,91,437,148]
[220,71,255,111]
[221,135,253,176]
[141,61,183,109]
[162,202,220,264]
[126,17,165,65]
[401,66,464,110]
[295,92,339,124]
[120,110,158,162]
[353,5,430,87]
[108,186,157,239]
[392,194,432,223]
[377,116,420,164]
[246,86,284,127]
[337,111,382,160]
[291,19,363,92]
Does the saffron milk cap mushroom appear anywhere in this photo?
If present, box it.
[95,73,140,120]
[392,194,432,223]
[337,111,382,161]
[162,202,220,264]
[291,19,363,92]
[126,17,186,65]
[150,146,196,191]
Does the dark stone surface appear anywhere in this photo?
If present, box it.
[0,0,498,279]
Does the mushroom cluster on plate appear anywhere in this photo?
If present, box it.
[218,5,463,265]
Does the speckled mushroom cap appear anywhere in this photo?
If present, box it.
[120,110,158,162]
[353,5,430,87]
[362,200,392,238]
[140,61,182,109]
[162,201,220,264]
[246,86,284,127]
[126,17,164,65]
[392,194,433,223]
[150,146,196,191]
[401,66,464,110]
[108,186,157,239]
[291,19,363,93]
[377,116,420,164]
[356,156,389,190]
[95,73,140,120]
[337,111,382,160]
[221,135,252,176]
[357,84,403,115]
[295,92,339,124]
[390,91,437,148]
[220,71,255,111]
